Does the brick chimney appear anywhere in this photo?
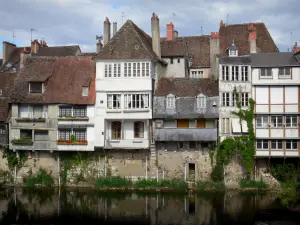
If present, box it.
[292,42,300,53]
[220,20,225,27]
[248,24,257,53]
[113,22,117,36]
[104,17,111,46]
[2,41,16,64]
[31,39,40,55]
[151,13,161,58]
[210,32,220,80]
[166,22,174,40]
[20,48,30,70]
[174,30,178,39]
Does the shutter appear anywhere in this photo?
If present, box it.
[197,119,206,128]
[177,119,189,128]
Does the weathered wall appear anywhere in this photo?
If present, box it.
[224,159,244,187]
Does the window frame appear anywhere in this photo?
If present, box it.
[197,94,206,108]
[166,94,176,109]
[286,140,298,150]
[124,93,150,110]
[107,94,121,110]
[256,115,269,128]
[59,105,87,118]
[58,129,72,141]
[271,140,283,150]
[241,93,249,107]
[260,68,272,78]
[278,67,291,77]
[222,66,229,81]
[221,118,230,134]
[241,66,248,81]
[111,121,122,140]
[256,140,269,150]
[231,66,239,81]
[134,121,144,138]
[29,82,43,93]
[0,127,6,135]
[222,92,230,106]
[286,116,298,128]
[270,115,283,128]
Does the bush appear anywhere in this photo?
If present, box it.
[23,169,54,186]
[196,181,225,191]
[159,179,187,190]
[135,178,158,188]
[277,188,298,207]
[270,163,297,183]
[239,179,268,189]
[95,176,132,188]
[210,164,224,182]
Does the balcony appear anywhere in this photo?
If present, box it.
[56,141,94,151]
[58,116,89,121]
[256,150,299,157]
[15,118,46,122]
[105,139,149,149]
[154,128,217,141]
[10,139,53,151]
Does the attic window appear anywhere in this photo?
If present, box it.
[82,87,89,96]
[170,57,174,64]
[29,82,43,93]
[0,88,2,97]
[229,50,237,57]
[166,94,175,108]
[197,94,206,108]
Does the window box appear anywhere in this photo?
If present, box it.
[56,139,88,145]
[16,117,46,122]
[58,116,89,121]
[11,139,33,145]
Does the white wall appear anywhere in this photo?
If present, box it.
[162,57,185,78]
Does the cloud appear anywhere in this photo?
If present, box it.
[0,0,299,55]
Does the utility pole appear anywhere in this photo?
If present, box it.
[227,14,230,25]
[30,28,37,42]
[12,31,15,44]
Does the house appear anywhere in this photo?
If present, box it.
[9,56,95,153]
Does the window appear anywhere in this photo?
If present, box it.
[222,66,229,80]
[113,64,117,77]
[124,63,128,77]
[58,129,71,141]
[286,140,297,150]
[29,82,43,93]
[74,129,87,141]
[242,66,248,81]
[221,118,230,133]
[256,140,269,150]
[32,105,43,118]
[279,68,291,77]
[133,63,136,77]
[73,106,87,117]
[166,94,175,108]
[111,121,121,139]
[260,68,272,77]
[117,63,121,77]
[137,63,140,77]
[177,58,180,63]
[107,94,121,109]
[0,88,2,97]
[105,64,108,77]
[170,58,174,64]
[222,93,230,106]
[197,94,206,108]
[232,92,238,107]
[241,93,249,107]
[124,62,150,77]
[256,116,269,128]
[19,104,46,118]
[128,63,132,77]
[229,50,237,56]
[0,127,5,135]
[286,116,297,128]
[82,87,89,96]
[59,106,72,117]
[20,129,32,140]
[190,71,203,78]
[270,116,283,128]
[124,94,149,109]
[134,121,144,138]
[34,130,48,141]
[271,140,283,149]
[231,66,239,81]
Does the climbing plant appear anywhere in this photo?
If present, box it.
[2,149,27,171]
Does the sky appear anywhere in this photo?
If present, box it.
[0,0,299,57]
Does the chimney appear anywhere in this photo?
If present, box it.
[97,40,103,53]
[174,30,178,39]
[166,22,174,40]
[20,48,30,70]
[248,24,257,53]
[2,41,16,64]
[210,32,220,80]
[31,39,40,55]
[151,13,161,58]
[220,20,225,27]
[104,17,111,46]
[113,22,117,36]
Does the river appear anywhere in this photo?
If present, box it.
[0,187,299,224]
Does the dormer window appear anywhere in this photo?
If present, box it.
[197,94,206,108]
[228,41,238,57]
[29,82,43,93]
[166,94,175,108]
[82,87,89,96]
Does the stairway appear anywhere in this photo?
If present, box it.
[149,142,157,179]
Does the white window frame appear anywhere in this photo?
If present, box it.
[19,104,47,118]
[82,87,89,96]
[221,118,230,134]
[124,93,149,110]
[278,67,291,77]
[229,50,237,57]
[231,66,239,81]
[286,140,298,150]
[166,94,175,109]
[241,93,249,107]
[271,140,283,150]
[256,140,269,150]
[286,116,298,128]
[241,66,248,81]
[107,94,121,109]
[190,70,204,78]
[270,115,283,128]
[222,93,230,106]
[197,94,206,108]
[260,68,272,78]
[59,105,87,117]
[256,116,269,128]
[222,66,229,81]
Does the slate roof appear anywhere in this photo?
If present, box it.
[10,56,95,105]
[0,73,17,121]
[219,55,251,65]
[219,23,278,56]
[251,52,300,68]
[155,78,219,97]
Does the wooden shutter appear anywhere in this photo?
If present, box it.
[177,119,189,128]
[197,119,206,128]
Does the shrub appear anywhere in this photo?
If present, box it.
[210,164,224,182]
[270,163,297,183]
[277,188,298,207]
[239,179,268,189]
[196,181,225,191]
[23,169,54,186]
[135,178,158,188]
[159,179,187,190]
[95,176,132,188]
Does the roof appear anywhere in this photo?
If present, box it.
[228,43,238,51]
[251,52,300,68]
[219,55,251,65]
[0,73,17,121]
[94,20,166,64]
[155,78,219,97]
[10,56,95,105]
[219,23,278,56]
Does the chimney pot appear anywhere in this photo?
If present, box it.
[220,20,224,26]
[173,30,178,38]
[104,17,111,46]
[166,22,174,41]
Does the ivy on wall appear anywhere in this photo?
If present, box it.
[2,149,27,171]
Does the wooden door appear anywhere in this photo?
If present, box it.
[197,119,206,128]
[177,119,189,128]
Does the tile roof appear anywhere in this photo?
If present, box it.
[219,23,278,56]
[251,52,300,67]
[219,55,251,65]
[0,73,17,121]
[155,77,219,97]
[10,56,95,105]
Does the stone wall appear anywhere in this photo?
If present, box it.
[224,159,244,187]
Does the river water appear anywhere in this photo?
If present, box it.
[0,187,299,224]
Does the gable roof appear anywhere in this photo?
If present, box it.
[219,23,278,56]
[155,78,219,97]
[94,20,165,63]
[0,73,17,121]
[251,52,300,68]
[10,56,95,105]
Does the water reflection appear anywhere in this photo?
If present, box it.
[0,187,298,224]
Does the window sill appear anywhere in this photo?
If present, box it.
[278,75,291,79]
[259,76,273,79]
[56,141,88,145]
[132,140,143,143]
[11,140,33,145]
[16,118,46,122]
[109,140,120,143]
[106,110,122,113]
[123,109,150,113]
[58,117,89,121]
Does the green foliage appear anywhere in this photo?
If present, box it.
[159,179,187,190]
[0,170,13,184]
[270,163,298,183]
[135,178,158,188]
[70,135,76,142]
[196,181,225,191]
[210,164,224,182]
[23,169,54,186]
[239,179,268,189]
[276,188,298,207]
[95,176,132,188]
[2,150,27,171]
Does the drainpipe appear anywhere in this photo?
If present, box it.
[162,169,165,180]
[104,154,107,177]
[184,163,187,181]
[57,154,61,187]
[156,166,158,182]
[145,156,148,179]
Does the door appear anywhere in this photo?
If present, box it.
[177,119,189,128]
[197,119,206,128]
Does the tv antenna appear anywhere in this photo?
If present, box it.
[227,14,230,25]
[201,26,203,35]
[96,35,103,42]
[122,12,125,25]
[12,31,16,44]
[31,28,37,42]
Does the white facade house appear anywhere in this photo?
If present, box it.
[252,52,300,157]
[219,44,252,141]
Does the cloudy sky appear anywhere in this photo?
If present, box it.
[0,0,299,56]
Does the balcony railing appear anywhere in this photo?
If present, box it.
[15,118,46,122]
[154,128,217,141]
[105,139,149,149]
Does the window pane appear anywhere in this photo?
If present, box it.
[277,140,283,149]
[292,141,297,150]
[286,141,291,149]
[263,140,268,149]
[256,141,262,149]
[271,140,277,149]
[74,107,87,117]
[74,129,87,141]
[34,130,48,141]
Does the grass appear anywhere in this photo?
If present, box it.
[196,181,225,191]
[95,176,132,188]
[239,179,268,189]
[23,169,54,187]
